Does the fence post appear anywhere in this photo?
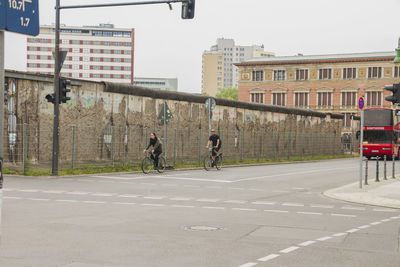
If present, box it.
[392,156,396,179]
[174,128,177,166]
[22,123,27,175]
[333,132,336,155]
[111,126,115,167]
[384,155,387,180]
[71,125,75,169]
[365,158,368,185]
[287,131,291,160]
[311,130,314,158]
[240,130,243,162]
[376,157,380,182]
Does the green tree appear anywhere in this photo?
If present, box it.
[216,87,238,100]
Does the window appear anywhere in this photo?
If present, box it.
[343,113,355,128]
[317,92,332,107]
[252,71,264,81]
[272,93,286,106]
[366,91,382,106]
[319,69,332,80]
[250,93,264,104]
[341,92,357,106]
[395,66,400,78]
[296,69,308,80]
[294,92,309,107]
[274,70,286,81]
[368,67,382,78]
[343,68,356,79]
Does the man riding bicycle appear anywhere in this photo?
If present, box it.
[206,129,221,165]
[143,132,162,169]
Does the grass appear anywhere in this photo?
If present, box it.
[3,154,357,176]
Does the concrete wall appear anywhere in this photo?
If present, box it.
[4,70,344,169]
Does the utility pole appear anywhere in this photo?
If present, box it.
[0,30,4,188]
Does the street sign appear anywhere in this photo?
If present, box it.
[3,0,39,36]
[205,98,216,110]
[358,97,365,110]
[0,1,6,29]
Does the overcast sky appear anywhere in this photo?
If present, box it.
[4,0,400,93]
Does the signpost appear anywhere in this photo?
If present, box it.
[358,97,365,188]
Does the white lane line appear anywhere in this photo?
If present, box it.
[282,203,304,207]
[66,191,90,195]
[230,187,246,190]
[161,184,178,187]
[272,190,290,193]
[91,193,115,197]
[347,228,360,233]
[390,216,400,219]
[56,199,78,203]
[184,185,201,188]
[249,188,263,192]
[331,213,356,218]
[196,198,219,203]
[232,208,256,211]
[206,186,222,189]
[370,221,382,225]
[112,202,136,205]
[140,183,157,186]
[238,262,258,267]
[252,201,275,205]
[19,189,39,193]
[257,254,280,262]
[118,194,140,198]
[91,175,149,180]
[170,197,192,201]
[298,240,316,247]
[381,219,391,222]
[41,190,65,194]
[143,196,166,200]
[171,205,195,208]
[202,206,225,210]
[310,204,334,209]
[157,176,232,183]
[224,200,248,204]
[142,203,165,207]
[83,201,106,204]
[292,187,305,190]
[297,211,322,216]
[358,225,371,229]
[26,198,50,201]
[332,233,347,237]
[316,236,332,241]
[264,209,289,213]
[280,246,299,253]
[341,206,366,211]
[373,208,397,212]
[3,196,22,199]
[3,188,18,191]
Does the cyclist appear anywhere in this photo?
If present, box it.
[206,129,221,165]
[143,132,162,169]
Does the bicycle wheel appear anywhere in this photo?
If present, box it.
[157,157,166,173]
[215,155,223,170]
[203,155,212,171]
[141,157,153,174]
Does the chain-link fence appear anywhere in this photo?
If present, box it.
[3,124,349,173]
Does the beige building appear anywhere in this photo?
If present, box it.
[202,52,224,96]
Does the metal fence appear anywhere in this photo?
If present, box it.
[3,124,346,173]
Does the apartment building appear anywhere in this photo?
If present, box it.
[26,24,134,84]
[236,51,400,131]
[133,77,178,91]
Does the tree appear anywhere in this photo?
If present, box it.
[216,87,238,100]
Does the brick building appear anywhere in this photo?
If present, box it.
[236,51,400,132]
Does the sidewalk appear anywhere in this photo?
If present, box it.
[324,178,400,209]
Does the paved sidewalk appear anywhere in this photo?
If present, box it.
[324,178,400,209]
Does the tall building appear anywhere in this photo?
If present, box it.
[202,38,274,96]
[236,50,400,131]
[133,77,178,91]
[26,24,134,84]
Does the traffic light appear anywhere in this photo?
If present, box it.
[158,103,173,125]
[181,0,195,19]
[384,83,400,104]
[45,93,56,104]
[60,78,71,103]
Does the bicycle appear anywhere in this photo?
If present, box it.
[203,146,223,171]
[141,151,166,174]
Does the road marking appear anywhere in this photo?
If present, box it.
[316,236,332,241]
[118,194,140,198]
[171,205,195,208]
[282,203,304,207]
[252,201,275,205]
[140,183,157,186]
[202,206,225,210]
[112,202,136,205]
[42,190,65,194]
[238,262,258,267]
[3,188,18,191]
[341,206,365,211]
[143,196,166,200]
[264,209,289,213]
[206,186,222,189]
[346,228,360,233]
[298,240,316,247]
[66,191,90,195]
[257,254,280,262]
[224,200,247,204]
[56,199,78,203]
[390,216,400,219]
[381,219,390,222]
[272,190,290,193]
[26,198,49,201]
[249,188,263,192]
[332,233,347,237]
[297,211,322,215]
[280,246,299,253]
[142,203,165,207]
[230,187,246,190]
[292,187,305,190]
[370,221,382,225]
[19,189,39,193]
[91,193,115,197]
[161,184,178,187]
[170,197,192,201]
[157,176,232,183]
[373,208,397,212]
[3,196,22,199]
[358,225,371,229]
[331,213,356,218]
[184,185,201,188]
[232,208,256,211]
[196,198,219,203]
[91,175,148,180]
[310,204,334,209]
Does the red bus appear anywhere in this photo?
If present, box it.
[358,107,399,159]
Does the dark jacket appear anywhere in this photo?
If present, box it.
[146,137,162,153]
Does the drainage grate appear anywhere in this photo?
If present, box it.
[184,225,224,231]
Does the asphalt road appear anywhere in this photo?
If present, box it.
[0,158,399,267]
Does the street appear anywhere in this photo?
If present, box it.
[0,158,399,267]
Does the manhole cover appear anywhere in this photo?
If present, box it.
[184,225,224,231]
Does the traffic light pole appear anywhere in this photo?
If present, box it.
[164,103,167,161]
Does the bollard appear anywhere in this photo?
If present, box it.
[364,158,368,185]
[375,157,380,182]
[393,156,396,179]
[384,155,387,180]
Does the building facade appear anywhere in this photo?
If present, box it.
[26,24,134,84]
[202,38,274,96]
[237,51,400,131]
[133,77,178,91]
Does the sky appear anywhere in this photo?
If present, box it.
[4,0,400,93]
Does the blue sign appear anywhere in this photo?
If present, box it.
[0,0,5,29]
[358,97,365,110]
[2,0,39,36]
